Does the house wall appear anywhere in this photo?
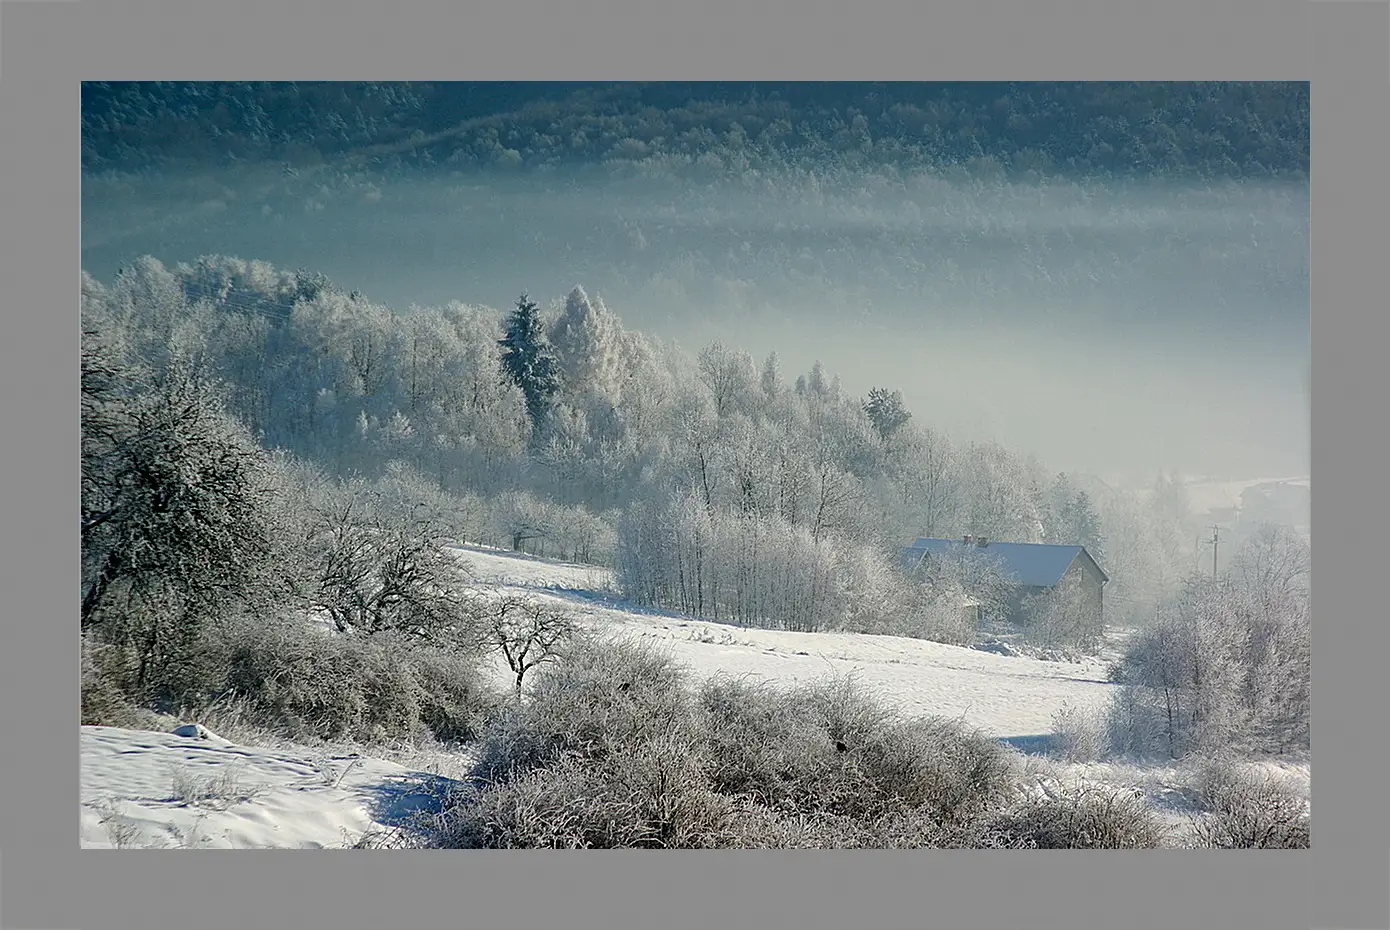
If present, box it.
[1003,587,1044,626]
[1012,562,1105,631]
[1063,560,1106,626]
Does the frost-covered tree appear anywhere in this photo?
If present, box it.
[863,387,912,444]
[81,337,275,692]
[872,424,961,544]
[759,351,783,401]
[616,487,905,635]
[804,360,829,398]
[549,285,627,408]
[957,442,1042,543]
[490,489,555,554]
[668,388,722,513]
[1020,570,1106,654]
[299,477,478,646]
[697,341,757,419]
[1228,525,1310,753]
[1230,523,1310,607]
[1043,473,1106,561]
[1148,470,1195,575]
[104,256,189,377]
[499,294,560,433]
[1067,491,1105,560]
[908,544,1015,629]
[1107,557,1308,759]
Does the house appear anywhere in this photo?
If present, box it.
[902,535,1109,633]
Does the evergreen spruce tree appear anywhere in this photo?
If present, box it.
[1068,490,1105,564]
[863,387,912,443]
[759,352,782,401]
[499,293,560,432]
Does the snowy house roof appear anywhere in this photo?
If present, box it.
[903,537,1108,587]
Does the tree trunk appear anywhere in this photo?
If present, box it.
[81,553,124,627]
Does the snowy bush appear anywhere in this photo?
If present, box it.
[474,635,695,780]
[1189,762,1310,849]
[704,672,1021,830]
[1049,701,1108,763]
[81,636,142,728]
[407,645,502,744]
[708,674,1018,832]
[989,783,1166,849]
[214,620,496,745]
[436,639,1022,849]
[434,746,738,850]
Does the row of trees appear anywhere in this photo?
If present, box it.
[616,492,906,635]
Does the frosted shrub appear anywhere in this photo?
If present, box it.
[218,621,495,745]
[475,635,695,780]
[81,636,142,728]
[1189,763,1310,849]
[1050,701,1108,763]
[433,638,1031,849]
[990,784,1166,849]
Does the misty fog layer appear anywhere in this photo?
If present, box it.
[81,165,1309,484]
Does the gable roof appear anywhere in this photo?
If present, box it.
[903,538,1109,587]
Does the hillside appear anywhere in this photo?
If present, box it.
[85,545,1122,848]
[449,544,1117,739]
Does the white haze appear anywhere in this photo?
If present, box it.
[81,165,1310,486]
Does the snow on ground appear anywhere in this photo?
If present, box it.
[1030,755,1312,844]
[448,543,615,591]
[86,546,1258,850]
[81,726,459,849]
[450,546,1118,740]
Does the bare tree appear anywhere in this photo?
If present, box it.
[302,481,477,646]
[1230,524,1310,607]
[696,342,756,419]
[487,595,578,697]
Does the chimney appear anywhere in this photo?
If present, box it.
[976,536,989,548]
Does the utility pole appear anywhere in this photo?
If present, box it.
[1209,525,1220,578]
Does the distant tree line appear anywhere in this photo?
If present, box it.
[83,81,1308,181]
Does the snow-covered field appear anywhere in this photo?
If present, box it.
[449,543,1117,740]
[86,544,1307,850]
[449,543,616,592]
[81,725,461,849]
